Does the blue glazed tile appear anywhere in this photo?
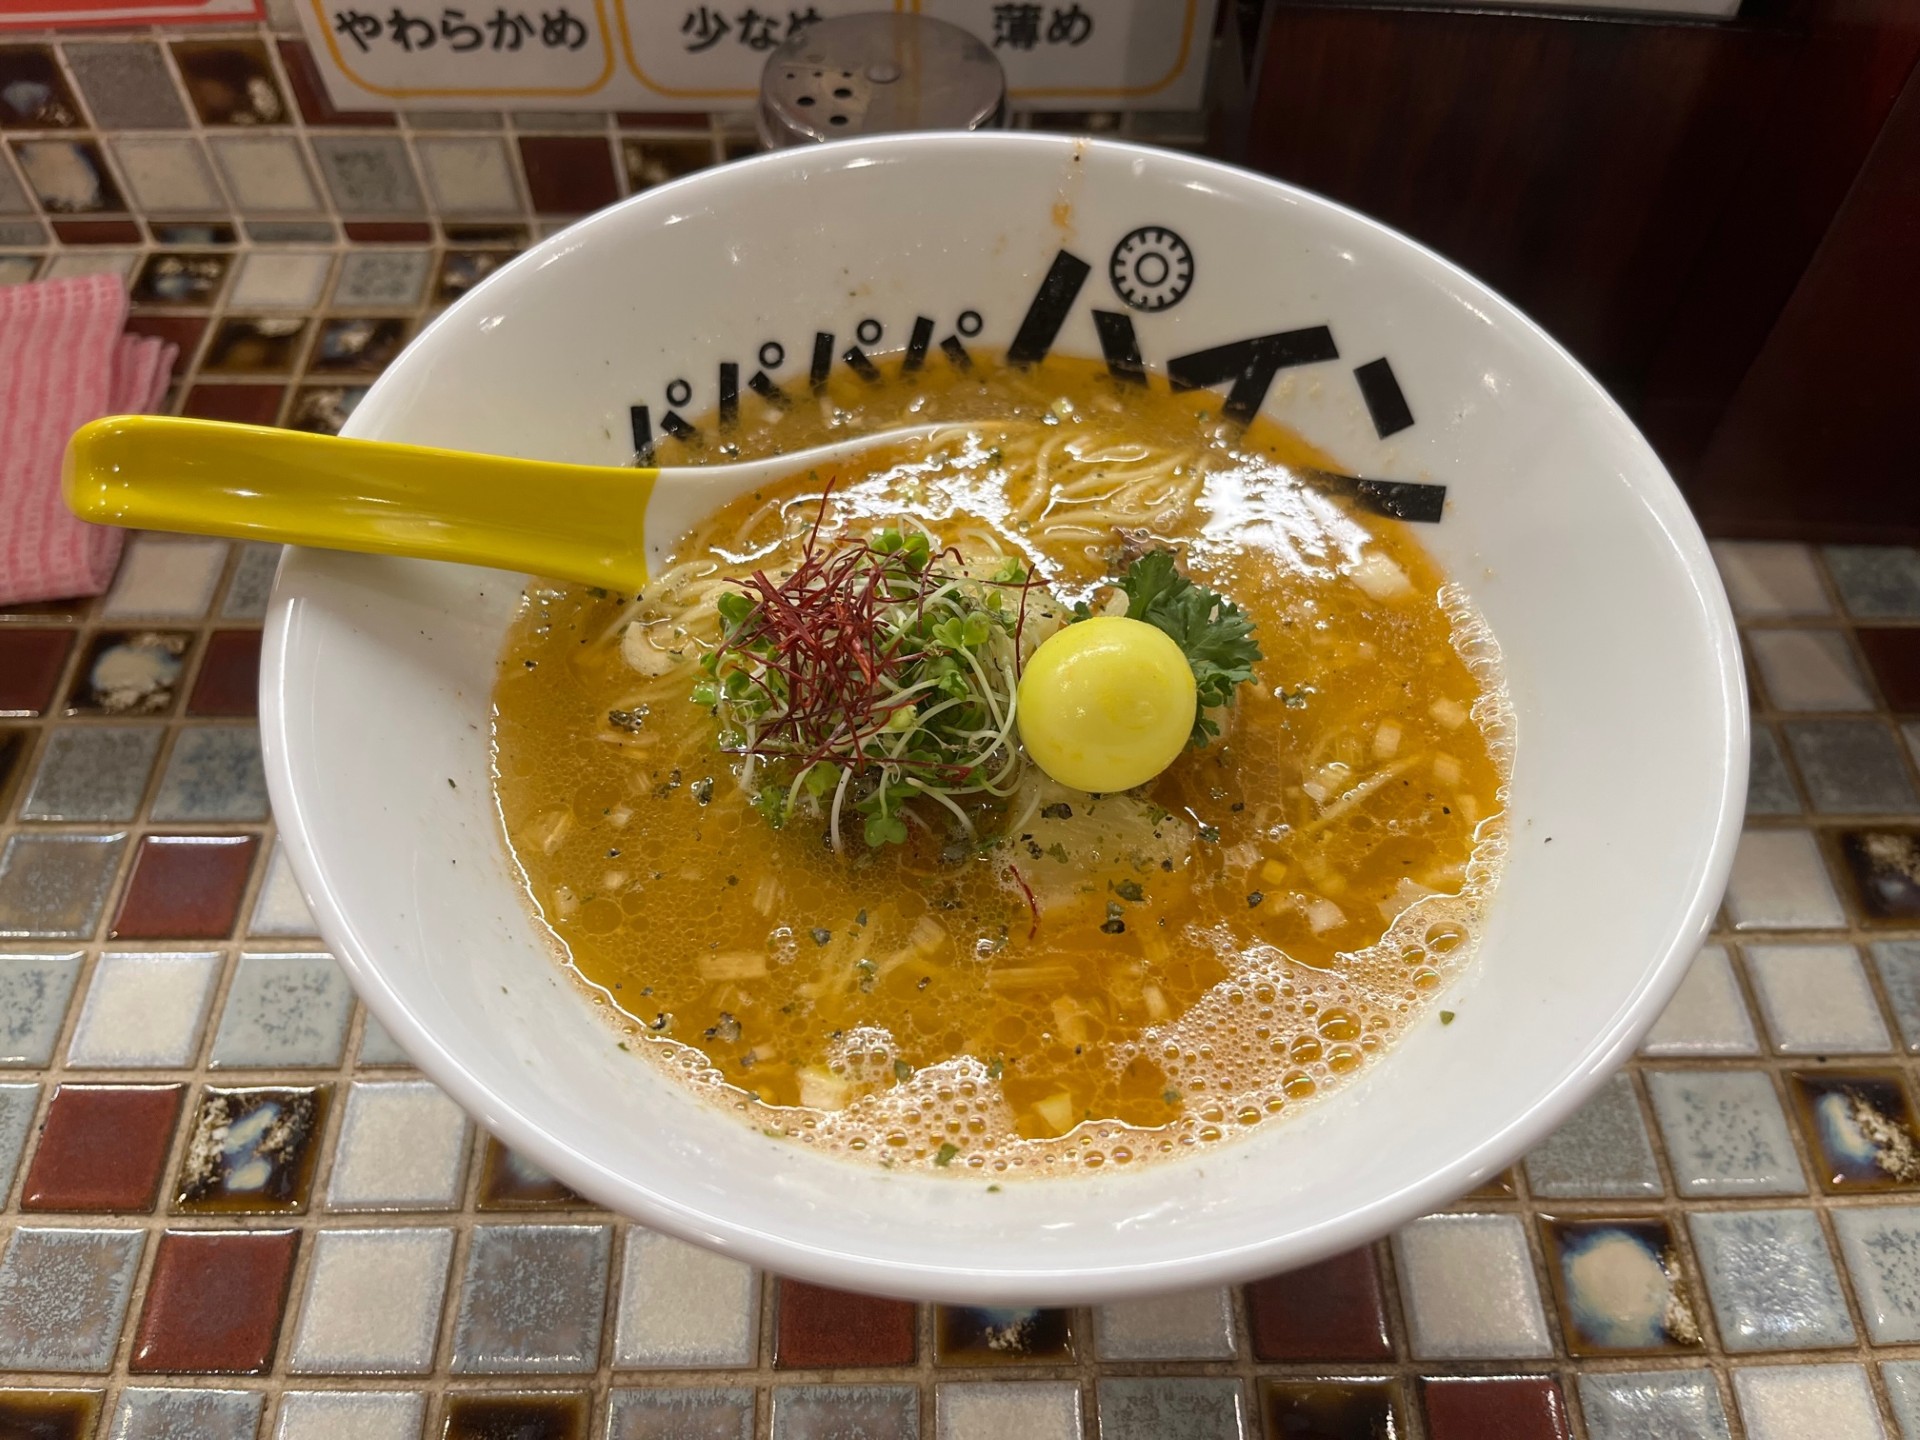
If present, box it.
[222,543,282,619]
[332,249,432,308]
[1577,1370,1730,1440]
[150,726,269,821]
[356,1012,412,1067]
[1873,941,1920,1053]
[1786,719,1919,813]
[1883,1361,1920,1440]
[274,1389,427,1440]
[1836,1207,1920,1343]
[1542,1217,1701,1354]
[1748,725,1803,815]
[211,952,353,1068]
[1734,1364,1883,1440]
[450,1223,612,1373]
[1524,1073,1661,1198]
[607,1387,754,1440]
[1645,1069,1805,1196]
[1788,1071,1920,1190]
[0,1083,37,1204]
[1096,1377,1248,1440]
[1688,1209,1854,1351]
[309,136,424,214]
[20,726,162,821]
[0,952,82,1065]
[0,832,128,938]
[773,1386,917,1440]
[109,1387,263,1440]
[0,1227,145,1371]
[1825,545,1920,618]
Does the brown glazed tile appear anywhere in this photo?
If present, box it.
[22,1084,184,1212]
[0,47,83,128]
[201,316,309,376]
[151,220,238,246]
[1245,1247,1392,1361]
[181,383,285,426]
[1462,1168,1517,1200]
[1857,628,1920,712]
[111,834,259,940]
[1539,1216,1701,1356]
[122,314,210,363]
[50,219,143,246]
[1835,828,1920,922]
[170,40,290,126]
[64,630,192,715]
[615,110,708,129]
[0,1390,103,1440]
[0,630,74,716]
[934,1305,1075,1364]
[131,252,230,308]
[12,139,124,213]
[188,629,262,716]
[176,1085,330,1214]
[442,1392,589,1440]
[343,220,433,243]
[276,38,396,126]
[517,136,619,214]
[309,316,409,375]
[774,1279,916,1367]
[435,249,511,303]
[0,728,28,812]
[476,1137,584,1210]
[130,1229,297,1372]
[441,222,529,246]
[1423,1376,1571,1440]
[1788,1069,1920,1191]
[1259,1379,1403,1440]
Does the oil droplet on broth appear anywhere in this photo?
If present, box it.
[490,353,1510,1175]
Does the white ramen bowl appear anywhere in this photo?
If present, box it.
[263,132,1745,1303]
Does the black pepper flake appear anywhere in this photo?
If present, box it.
[1248,891,1264,907]
[523,659,537,669]
[606,847,621,858]
[1113,880,1144,903]
[446,778,456,789]
[1100,902,1126,935]
[608,707,648,732]
[1199,824,1221,843]
[1041,802,1073,820]
[693,777,714,805]
[810,927,832,946]
[726,875,738,886]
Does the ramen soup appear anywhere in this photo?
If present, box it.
[491,353,1510,1175]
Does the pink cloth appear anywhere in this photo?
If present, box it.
[0,274,179,606]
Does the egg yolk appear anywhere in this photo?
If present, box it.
[1016,616,1197,793]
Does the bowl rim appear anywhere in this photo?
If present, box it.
[261,129,1747,1301]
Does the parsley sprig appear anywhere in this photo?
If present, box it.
[1114,550,1262,745]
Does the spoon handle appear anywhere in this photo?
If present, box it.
[63,415,661,590]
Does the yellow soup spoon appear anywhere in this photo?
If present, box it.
[64,414,955,591]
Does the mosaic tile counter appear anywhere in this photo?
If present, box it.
[14,535,1920,1440]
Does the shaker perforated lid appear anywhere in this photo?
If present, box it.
[757,12,1006,148]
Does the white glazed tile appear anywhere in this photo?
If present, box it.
[1745,944,1891,1054]
[110,137,224,214]
[67,951,220,1068]
[274,1391,426,1440]
[1725,829,1846,931]
[1391,1213,1551,1359]
[1734,1365,1885,1440]
[1642,945,1759,1056]
[1712,541,1831,618]
[229,251,332,310]
[613,1227,758,1367]
[211,136,323,215]
[288,1228,454,1373]
[1645,1069,1805,1196]
[1749,629,1875,712]
[414,136,520,213]
[249,840,318,938]
[43,251,139,281]
[101,536,228,619]
[1094,1286,1237,1359]
[326,1080,471,1210]
[936,1382,1082,1440]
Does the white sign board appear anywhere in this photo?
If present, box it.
[297,0,1216,111]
